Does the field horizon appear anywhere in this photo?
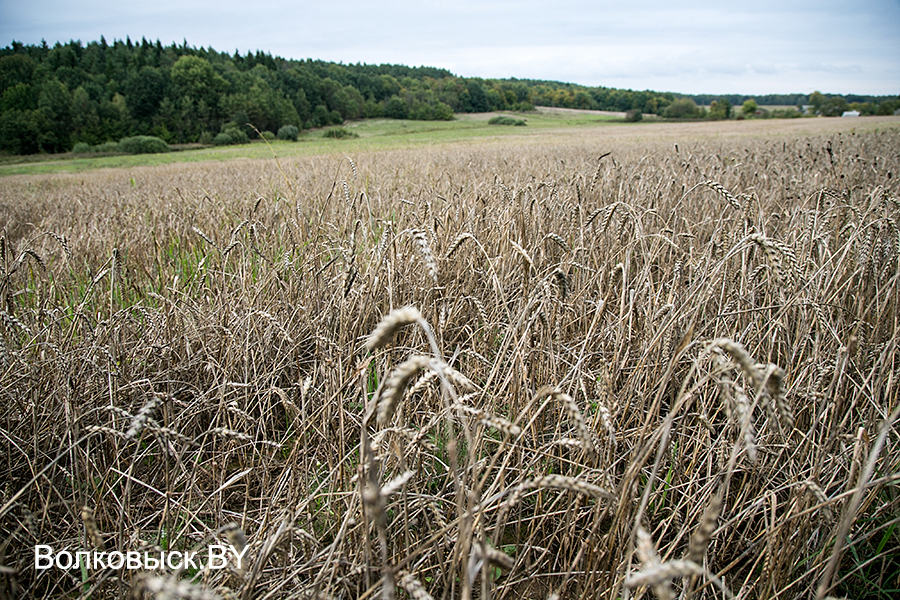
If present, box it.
[2,111,898,178]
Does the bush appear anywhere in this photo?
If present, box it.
[664,98,702,119]
[329,110,343,125]
[277,124,299,141]
[707,100,732,120]
[384,96,408,119]
[432,102,455,121]
[94,141,122,153]
[488,116,526,126]
[323,127,358,139]
[198,131,214,145]
[119,136,170,154]
[260,131,276,141]
[311,105,330,127]
[227,126,250,145]
[71,142,93,154]
[364,99,385,118]
[213,126,250,146]
[821,96,849,117]
[741,99,759,117]
[624,109,643,122]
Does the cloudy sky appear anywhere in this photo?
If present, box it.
[2,0,898,96]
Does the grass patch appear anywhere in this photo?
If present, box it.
[488,115,527,126]
[322,127,359,139]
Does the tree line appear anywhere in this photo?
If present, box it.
[686,92,897,109]
[1,37,898,155]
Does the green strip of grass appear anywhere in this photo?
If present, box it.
[0,110,626,176]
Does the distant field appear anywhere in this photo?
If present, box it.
[1,112,896,177]
[1,116,899,600]
[0,109,620,176]
[698,104,801,112]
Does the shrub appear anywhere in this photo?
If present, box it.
[708,99,732,120]
[821,96,850,117]
[119,136,170,154]
[770,108,801,119]
[624,109,643,122]
[432,102,454,121]
[94,141,122,153]
[311,105,330,127]
[260,131,276,141]
[329,110,344,125]
[213,126,250,146]
[488,116,526,126]
[198,131,214,145]
[227,126,250,145]
[364,99,385,118]
[71,142,93,154]
[277,124,299,141]
[664,98,702,119]
[323,127,358,139]
[384,96,408,119]
[741,99,759,117]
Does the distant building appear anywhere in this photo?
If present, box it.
[841,111,860,117]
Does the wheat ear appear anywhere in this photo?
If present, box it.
[398,571,435,600]
[81,505,105,551]
[366,306,424,352]
[687,492,722,563]
[375,355,432,425]
[536,386,598,455]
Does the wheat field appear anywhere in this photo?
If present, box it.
[1,121,899,599]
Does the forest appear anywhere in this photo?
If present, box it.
[1,37,898,155]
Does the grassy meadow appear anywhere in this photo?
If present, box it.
[1,115,899,599]
[0,108,625,177]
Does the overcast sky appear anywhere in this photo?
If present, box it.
[2,0,898,96]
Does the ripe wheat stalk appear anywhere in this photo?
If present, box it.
[1,122,897,600]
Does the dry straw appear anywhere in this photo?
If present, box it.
[132,574,221,600]
[3,127,896,600]
[453,403,522,437]
[535,386,599,456]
